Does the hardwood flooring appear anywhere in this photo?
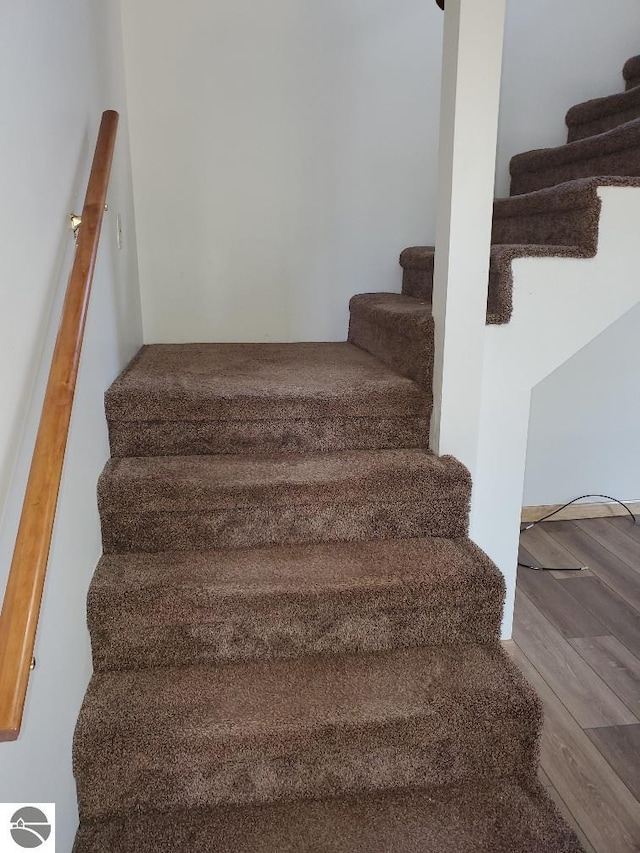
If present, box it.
[512,516,640,853]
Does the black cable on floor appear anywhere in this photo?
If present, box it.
[522,494,637,531]
[517,560,584,572]
[519,493,637,572]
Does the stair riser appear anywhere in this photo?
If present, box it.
[568,104,640,142]
[76,716,539,820]
[400,258,513,326]
[565,86,640,143]
[491,205,597,248]
[623,57,640,91]
[402,268,433,301]
[511,148,640,195]
[348,316,433,389]
[108,416,430,457]
[89,587,503,671]
[100,500,470,553]
[73,778,584,853]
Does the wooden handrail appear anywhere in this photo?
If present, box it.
[0,110,119,742]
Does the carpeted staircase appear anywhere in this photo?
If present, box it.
[73,53,640,852]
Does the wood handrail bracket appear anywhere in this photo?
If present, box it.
[0,110,119,742]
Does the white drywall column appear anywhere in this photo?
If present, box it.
[430,0,506,476]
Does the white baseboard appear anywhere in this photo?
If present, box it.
[521,499,640,524]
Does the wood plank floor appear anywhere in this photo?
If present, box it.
[512,516,640,853]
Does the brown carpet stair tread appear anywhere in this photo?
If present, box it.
[107,342,432,456]
[400,245,435,270]
[90,536,501,600]
[98,448,471,552]
[349,292,433,323]
[623,55,640,90]
[348,293,434,387]
[87,538,505,670]
[566,85,640,142]
[106,342,428,422]
[400,243,584,324]
[400,178,611,255]
[74,645,540,819]
[491,176,640,249]
[400,176,640,322]
[492,176,625,242]
[99,448,466,514]
[512,117,640,174]
[109,413,430,457]
[73,778,582,853]
[510,116,640,194]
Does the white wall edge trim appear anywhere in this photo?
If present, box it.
[470,185,640,641]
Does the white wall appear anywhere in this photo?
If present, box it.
[121,0,443,343]
[0,2,142,849]
[524,302,640,507]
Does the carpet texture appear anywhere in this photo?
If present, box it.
[566,85,640,142]
[98,448,471,552]
[75,339,581,852]
[624,55,640,90]
[401,54,640,324]
[75,645,541,820]
[74,779,582,853]
[88,537,505,671]
[347,292,434,387]
[72,42,639,853]
[107,343,431,456]
[510,117,640,195]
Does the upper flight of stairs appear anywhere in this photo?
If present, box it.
[393,59,640,334]
[70,47,640,853]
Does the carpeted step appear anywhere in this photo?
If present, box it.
[106,343,430,457]
[399,246,435,301]
[495,175,640,247]
[401,180,604,310]
[98,448,471,553]
[73,777,582,852]
[510,117,640,195]
[88,537,505,672]
[401,176,640,324]
[623,55,640,91]
[400,243,582,326]
[566,86,640,142]
[348,293,433,387]
[73,644,541,821]
[492,178,605,247]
